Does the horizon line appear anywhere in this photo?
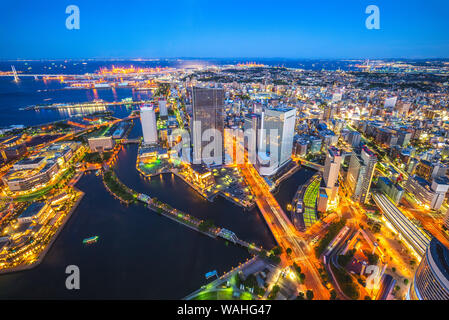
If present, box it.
[1,57,449,62]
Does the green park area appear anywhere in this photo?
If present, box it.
[103,170,136,202]
[83,151,112,164]
[198,219,215,232]
[330,264,360,300]
[190,269,270,300]
[193,287,253,300]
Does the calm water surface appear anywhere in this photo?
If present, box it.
[0,171,252,299]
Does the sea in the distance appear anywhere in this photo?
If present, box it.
[0,59,361,128]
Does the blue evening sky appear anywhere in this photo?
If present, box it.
[0,0,448,59]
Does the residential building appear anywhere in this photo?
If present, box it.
[404,175,449,210]
[346,146,377,203]
[377,176,404,205]
[323,146,342,201]
[159,99,168,118]
[347,131,361,148]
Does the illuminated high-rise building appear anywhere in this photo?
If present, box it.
[263,108,296,166]
[323,146,342,201]
[191,86,224,165]
[346,146,377,203]
[257,107,296,175]
[140,106,158,145]
[408,238,449,300]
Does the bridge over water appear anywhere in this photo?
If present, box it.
[136,193,262,253]
[121,139,141,144]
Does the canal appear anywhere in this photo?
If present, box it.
[273,167,317,220]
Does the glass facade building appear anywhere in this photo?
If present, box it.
[347,146,377,203]
[409,238,449,300]
[191,86,224,165]
[261,107,296,168]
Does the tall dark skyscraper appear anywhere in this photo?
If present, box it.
[191,86,224,165]
[347,146,377,203]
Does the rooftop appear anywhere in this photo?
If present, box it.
[379,176,404,191]
[19,202,46,219]
[15,157,45,166]
[191,164,210,175]
[361,145,376,157]
[412,175,432,188]
[429,238,449,285]
[434,176,449,186]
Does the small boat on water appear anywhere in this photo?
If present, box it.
[83,236,99,245]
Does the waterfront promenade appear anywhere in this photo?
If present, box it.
[0,188,84,275]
